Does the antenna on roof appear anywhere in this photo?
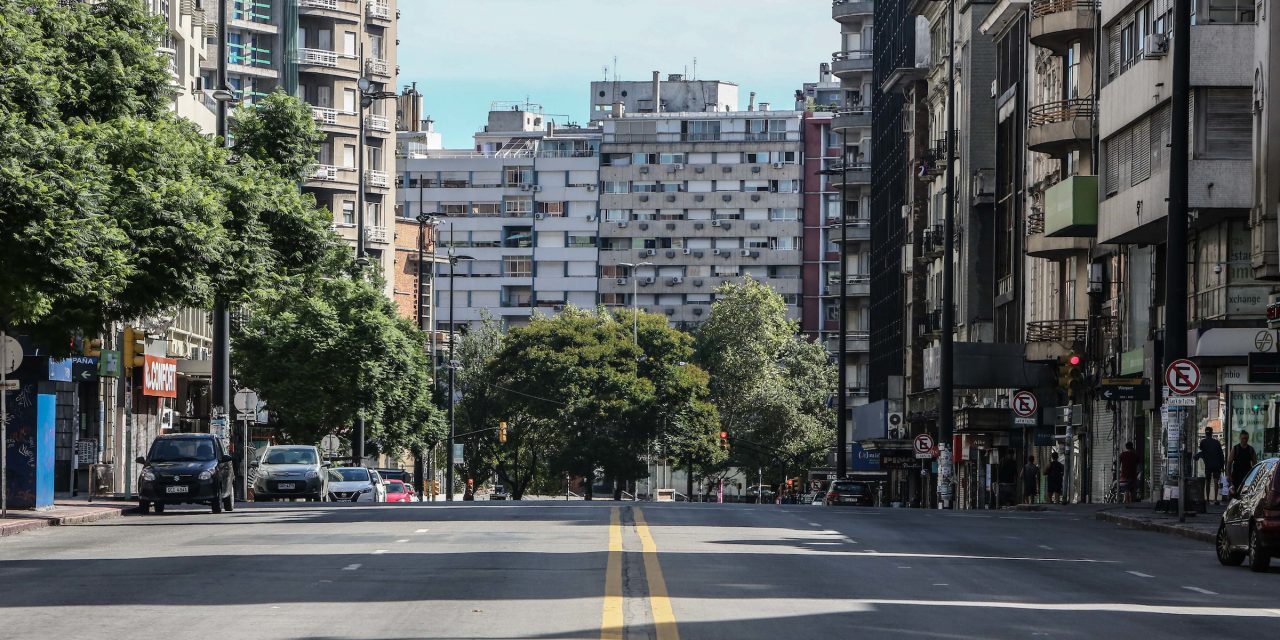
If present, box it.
[692,57,697,81]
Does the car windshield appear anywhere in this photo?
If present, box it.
[149,439,216,463]
[262,449,317,466]
[386,481,405,492]
[333,468,370,482]
[832,482,867,494]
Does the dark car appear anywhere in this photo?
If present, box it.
[137,434,235,514]
[1217,457,1280,572]
[375,468,411,484]
[252,445,328,501]
[825,480,872,506]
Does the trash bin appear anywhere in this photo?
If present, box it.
[1184,477,1207,513]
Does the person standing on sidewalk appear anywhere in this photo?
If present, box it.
[1194,426,1224,505]
[1021,455,1039,505]
[1118,442,1139,503]
[1045,452,1065,505]
[1227,431,1258,497]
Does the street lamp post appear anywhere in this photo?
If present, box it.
[211,0,239,499]
[444,224,474,501]
[350,76,398,468]
[617,261,653,345]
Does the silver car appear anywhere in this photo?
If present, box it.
[252,445,328,502]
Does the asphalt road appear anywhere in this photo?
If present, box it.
[1,500,1278,639]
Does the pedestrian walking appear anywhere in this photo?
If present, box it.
[1021,455,1039,505]
[1227,431,1258,497]
[1118,442,1139,504]
[1045,452,1065,505]
[1193,426,1224,505]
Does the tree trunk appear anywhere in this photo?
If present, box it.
[686,456,694,502]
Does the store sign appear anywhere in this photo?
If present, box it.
[97,349,122,378]
[850,443,881,472]
[47,358,72,382]
[142,354,178,398]
[70,356,98,382]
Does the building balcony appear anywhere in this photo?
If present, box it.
[312,164,344,182]
[1029,0,1097,56]
[833,0,875,21]
[1043,175,1097,237]
[831,50,873,78]
[831,109,872,132]
[832,218,871,243]
[298,0,360,19]
[920,224,946,260]
[828,164,871,189]
[312,106,340,126]
[364,57,390,78]
[828,331,871,353]
[365,170,389,189]
[366,0,392,22]
[1025,319,1087,343]
[1027,97,1094,156]
[365,225,389,244]
[364,113,390,133]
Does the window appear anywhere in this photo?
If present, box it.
[504,166,531,185]
[744,152,769,163]
[567,234,596,248]
[770,180,799,193]
[440,203,467,215]
[504,197,532,215]
[613,120,657,143]
[603,209,628,222]
[342,32,356,56]
[659,153,686,164]
[341,201,355,225]
[368,34,384,59]
[631,182,659,193]
[503,256,532,277]
[632,153,658,165]
[685,120,722,142]
[343,144,356,168]
[440,171,468,188]
[1197,87,1251,159]
[769,208,799,221]
[536,201,565,216]
[1201,0,1256,24]
[367,202,382,227]
[659,182,684,192]
[746,118,788,141]
[471,202,501,216]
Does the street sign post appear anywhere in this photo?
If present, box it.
[1012,390,1038,418]
[1164,358,1200,395]
[1098,379,1149,401]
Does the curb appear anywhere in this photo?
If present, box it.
[1,505,135,538]
[1096,509,1215,544]
[0,520,49,537]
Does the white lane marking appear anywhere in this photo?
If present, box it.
[849,599,1280,618]
[372,549,388,555]
[1183,586,1218,595]
[1038,545,1053,550]
[1127,571,1154,578]
[848,551,1114,563]
[933,583,949,587]
[396,539,409,543]
[842,537,858,544]
[897,566,912,569]
[808,522,824,527]
[414,528,429,533]
[342,564,361,571]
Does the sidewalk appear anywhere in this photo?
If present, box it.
[1095,502,1224,544]
[0,497,137,538]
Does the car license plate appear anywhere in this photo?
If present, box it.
[165,485,188,494]
[277,482,296,490]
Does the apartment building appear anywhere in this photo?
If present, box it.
[397,106,602,331]
[596,110,805,327]
[200,0,400,292]
[590,75,739,119]
[153,0,218,132]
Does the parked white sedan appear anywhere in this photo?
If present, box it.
[327,467,383,503]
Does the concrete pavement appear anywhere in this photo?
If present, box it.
[1,500,1277,639]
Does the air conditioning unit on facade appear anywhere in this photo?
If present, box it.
[683,248,692,255]
[712,249,723,256]
[674,163,685,170]
[772,162,784,169]
[520,183,531,191]
[617,221,628,228]
[534,213,545,220]
[645,248,657,256]
[1144,34,1169,58]
[711,220,723,227]
[740,249,751,257]
[531,185,543,192]
[552,305,564,311]
[616,277,628,285]
[586,214,596,221]
[642,277,655,285]
[665,308,675,316]
[586,184,597,191]
[669,277,683,285]
[640,166,650,174]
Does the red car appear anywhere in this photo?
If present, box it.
[384,479,414,503]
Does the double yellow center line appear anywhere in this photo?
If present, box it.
[601,507,678,640]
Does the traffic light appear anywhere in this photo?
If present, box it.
[84,338,103,358]
[499,421,508,444]
[123,326,145,371]
[719,430,728,448]
[1058,353,1083,400]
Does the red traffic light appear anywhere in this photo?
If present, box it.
[719,431,728,440]
[1068,354,1081,366]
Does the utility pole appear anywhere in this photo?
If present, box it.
[938,0,958,509]
[837,127,849,479]
[1,328,9,518]
[1167,0,1192,524]
[211,0,232,485]
[414,211,435,500]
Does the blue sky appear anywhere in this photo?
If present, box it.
[397,0,835,148]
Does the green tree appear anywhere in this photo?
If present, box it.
[694,278,837,477]
[230,90,325,182]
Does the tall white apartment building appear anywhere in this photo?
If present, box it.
[397,106,602,331]
[152,0,217,132]
[597,109,805,327]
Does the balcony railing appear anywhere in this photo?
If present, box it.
[1031,0,1098,19]
[298,48,338,67]
[1028,97,1096,126]
[365,226,389,244]
[366,1,391,20]
[1025,319,1088,342]
[365,114,390,132]
[832,49,873,63]
[312,164,340,181]
[365,57,389,76]
[365,170,389,189]
[312,106,339,125]
[299,0,339,9]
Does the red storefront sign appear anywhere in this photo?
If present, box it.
[142,355,178,398]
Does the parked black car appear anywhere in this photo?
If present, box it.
[137,434,235,514]
[1217,457,1280,572]
[824,480,873,506]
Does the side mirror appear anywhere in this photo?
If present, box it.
[221,454,234,464]
[135,456,147,465]
[322,462,332,468]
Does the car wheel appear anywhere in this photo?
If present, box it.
[154,503,165,514]
[1217,523,1246,566]
[211,497,222,514]
[223,494,235,512]
[138,500,151,514]
[1249,526,1272,573]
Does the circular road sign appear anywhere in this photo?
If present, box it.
[1012,390,1039,418]
[913,434,934,455]
[1164,358,1201,395]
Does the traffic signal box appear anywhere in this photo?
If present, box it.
[1058,353,1083,401]
[123,326,145,374]
[499,421,508,444]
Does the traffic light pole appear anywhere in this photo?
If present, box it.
[1166,0,1192,524]
[938,0,957,508]
[212,0,231,479]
